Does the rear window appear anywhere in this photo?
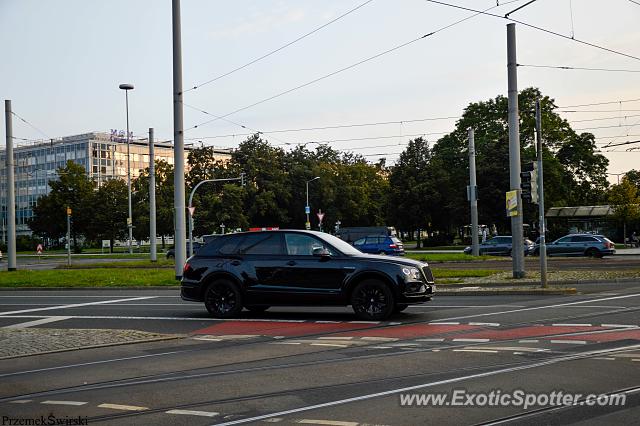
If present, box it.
[391,237,402,244]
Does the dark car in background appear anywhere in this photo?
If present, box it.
[464,236,534,256]
[352,235,405,256]
[530,234,615,258]
[336,226,397,244]
[181,230,435,320]
[166,242,203,259]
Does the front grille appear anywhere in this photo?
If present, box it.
[422,266,434,283]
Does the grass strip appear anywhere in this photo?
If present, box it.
[432,269,500,278]
[406,253,503,262]
[0,269,177,287]
[57,259,175,269]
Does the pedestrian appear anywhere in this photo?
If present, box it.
[632,231,639,248]
[482,227,488,243]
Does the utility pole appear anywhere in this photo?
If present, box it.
[507,23,525,278]
[468,128,479,256]
[4,100,17,271]
[172,0,187,279]
[149,128,157,263]
[66,207,71,266]
[535,100,548,288]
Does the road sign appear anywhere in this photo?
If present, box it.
[188,206,196,216]
[304,206,310,214]
[317,211,325,223]
[506,190,518,217]
[102,240,110,248]
[36,244,43,254]
[127,217,132,226]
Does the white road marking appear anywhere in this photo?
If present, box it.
[428,322,460,325]
[349,321,380,324]
[212,344,640,426]
[593,357,615,361]
[272,342,302,345]
[318,337,353,340]
[601,324,637,328]
[472,346,549,353]
[42,400,87,406]
[430,293,640,323]
[98,403,148,411]
[3,316,71,329]
[453,349,498,354]
[387,322,402,325]
[166,409,219,417]
[416,338,445,342]
[297,420,358,426]
[519,340,539,343]
[360,337,398,342]
[9,400,32,404]
[550,340,587,345]
[469,322,500,326]
[310,343,348,348]
[389,343,419,347]
[370,346,393,349]
[314,321,341,324]
[0,296,157,316]
[453,338,491,343]
[552,323,592,327]
[632,359,640,362]
[193,337,223,342]
[412,305,526,308]
[460,286,480,290]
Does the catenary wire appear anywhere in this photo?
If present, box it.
[11,111,51,140]
[184,0,525,132]
[183,0,376,93]
[518,64,640,73]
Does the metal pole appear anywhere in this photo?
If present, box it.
[149,128,157,262]
[188,207,193,258]
[125,90,133,254]
[535,100,548,288]
[66,209,71,267]
[173,0,187,279]
[305,180,310,228]
[507,23,525,278]
[468,128,479,256]
[5,100,16,271]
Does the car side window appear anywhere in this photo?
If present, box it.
[237,233,284,255]
[353,238,365,245]
[210,235,243,255]
[556,237,571,244]
[365,236,380,244]
[285,234,335,256]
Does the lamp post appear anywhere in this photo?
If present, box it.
[305,176,320,230]
[119,83,134,254]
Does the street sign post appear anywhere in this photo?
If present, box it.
[36,244,43,262]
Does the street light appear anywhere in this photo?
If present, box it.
[119,83,134,254]
[305,176,320,230]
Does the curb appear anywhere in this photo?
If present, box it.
[0,334,183,360]
[442,277,640,288]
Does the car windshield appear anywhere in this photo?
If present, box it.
[316,233,363,255]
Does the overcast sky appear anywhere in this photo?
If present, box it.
[1,0,639,182]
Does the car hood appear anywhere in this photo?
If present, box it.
[350,253,428,268]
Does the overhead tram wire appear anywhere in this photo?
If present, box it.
[518,64,640,73]
[424,0,640,62]
[184,0,524,132]
[556,97,640,108]
[183,114,460,141]
[183,0,376,93]
[11,111,51,140]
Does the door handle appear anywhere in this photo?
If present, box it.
[287,260,297,266]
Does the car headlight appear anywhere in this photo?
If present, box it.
[402,267,422,281]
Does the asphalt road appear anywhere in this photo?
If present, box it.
[0,285,639,425]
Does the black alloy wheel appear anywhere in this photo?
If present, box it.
[351,279,394,320]
[245,305,270,313]
[204,279,243,318]
[586,248,602,258]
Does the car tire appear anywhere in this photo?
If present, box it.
[586,248,602,258]
[166,254,174,259]
[245,305,270,313]
[351,279,395,321]
[204,279,243,318]
[393,304,409,313]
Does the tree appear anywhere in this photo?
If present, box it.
[608,177,640,242]
[86,179,128,251]
[132,160,175,247]
[29,161,94,249]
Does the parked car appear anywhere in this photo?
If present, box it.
[181,230,435,320]
[166,241,203,259]
[352,235,405,256]
[336,226,397,244]
[530,234,615,258]
[463,236,534,256]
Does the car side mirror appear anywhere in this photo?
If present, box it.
[312,247,331,259]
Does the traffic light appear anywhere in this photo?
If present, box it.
[520,162,539,204]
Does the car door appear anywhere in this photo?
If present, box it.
[282,232,351,298]
[549,236,572,256]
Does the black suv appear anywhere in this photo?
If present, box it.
[181,230,435,320]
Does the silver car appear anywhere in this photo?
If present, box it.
[530,234,615,258]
